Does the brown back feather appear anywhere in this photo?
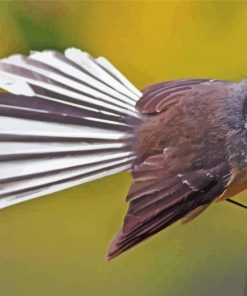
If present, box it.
[107,79,234,260]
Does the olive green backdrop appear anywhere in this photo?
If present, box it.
[0,1,246,296]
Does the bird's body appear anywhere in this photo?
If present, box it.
[108,79,247,258]
[0,48,245,260]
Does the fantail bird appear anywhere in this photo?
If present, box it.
[0,48,246,260]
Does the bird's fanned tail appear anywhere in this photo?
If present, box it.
[0,48,142,209]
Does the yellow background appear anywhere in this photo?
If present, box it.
[0,1,246,295]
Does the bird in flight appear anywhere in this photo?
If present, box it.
[0,48,246,260]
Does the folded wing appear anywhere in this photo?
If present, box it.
[107,79,232,260]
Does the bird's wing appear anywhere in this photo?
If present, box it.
[107,79,233,260]
[137,78,231,113]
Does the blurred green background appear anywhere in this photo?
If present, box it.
[0,1,246,295]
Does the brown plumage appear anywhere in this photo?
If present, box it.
[107,78,247,260]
